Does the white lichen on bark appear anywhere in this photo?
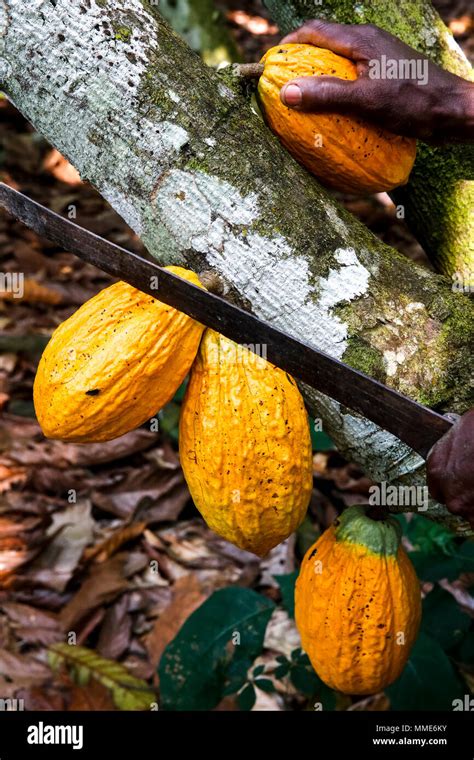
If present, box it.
[154,168,372,356]
[1,0,191,235]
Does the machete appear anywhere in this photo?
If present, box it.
[0,182,452,458]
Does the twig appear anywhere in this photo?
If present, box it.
[233,63,264,79]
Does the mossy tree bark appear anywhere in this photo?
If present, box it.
[0,0,472,532]
[265,0,474,281]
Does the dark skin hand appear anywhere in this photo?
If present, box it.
[280,21,474,144]
[427,411,474,528]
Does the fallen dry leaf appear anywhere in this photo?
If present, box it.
[158,518,258,570]
[155,519,260,589]
[0,353,16,373]
[33,500,95,592]
[252,687,285,711]
[227,10,278,35]
[0,648,52,686]
[449,15,472,35]
[1,601,62,646]
[349,693,390,711]
[0,512,45,586]
[263,608,301,659]
[0,415,158,469]
[259,536,295,588]
[68,678,116,710]
[59,553,130,631]
[145,574,208,669]
[0,463,27,492]
[42,148,82,186]
[84,521,147,564]
[21,683,68,710]
[97,593,132,660]
[0,278,63,305]
[0,539,29,585]
[92,476,188,522]
[313,452,330,476]
[76,607,106,646]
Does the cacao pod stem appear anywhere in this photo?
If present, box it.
[233,63,264,79]
[366,505,391,522]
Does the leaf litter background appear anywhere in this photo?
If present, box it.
[0,0,473,712]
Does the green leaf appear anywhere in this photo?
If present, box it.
[253,665,265,677]
[274,663,290,679]
[295,650,312,666]
[274,570,298,618]
[314,682,337,711]
[296,516,320,557]
[386,632,464,710]
[404,515,456,555]
[410,551,461,582]
[285,649,337,708]
[222,655,251,696]
[158,587,275,710]
[48,644,155,710]
[255,678,275,693]
[9,399,36,418]
[310,426,335,452]
[406,523,474,582]
[452,631,474,666]
[158,401,180,442]
[290,663,323,697]
[173,379,188,403]
[393,513,408,529]
[238,683,256,711]
[457,540,474,572]
[422,586,471,651]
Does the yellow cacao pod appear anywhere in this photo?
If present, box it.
[258,44,417,194]
[295,505,421,694]
[34,267,204,442]
[179,329,313,556]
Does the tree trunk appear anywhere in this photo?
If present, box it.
[265,0,474,280]
[0,0,472,533]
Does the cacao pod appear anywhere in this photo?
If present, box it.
[34,267,204,442]
[179,329,313,556]
[258,44,417,194]
[295,505,421,694]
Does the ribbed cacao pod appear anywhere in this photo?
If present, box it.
[34,267,204,442]
[295,505,421,694]
[179,329,313,556]
[258,44,417,194]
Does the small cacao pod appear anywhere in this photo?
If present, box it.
[258,44,417,194]
[34,267,204,442]
[179,329,313,556]
[295,505,421,694]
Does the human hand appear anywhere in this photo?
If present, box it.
[427,410,474,527]
[279,21,474,143]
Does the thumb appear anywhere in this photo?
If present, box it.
[280,75,368,112]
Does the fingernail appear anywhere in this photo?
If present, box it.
[282,83,302,106]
